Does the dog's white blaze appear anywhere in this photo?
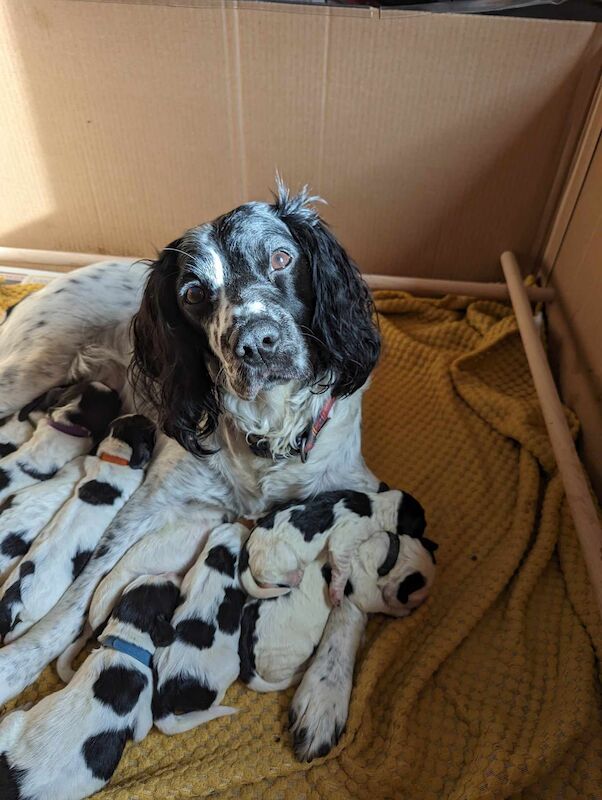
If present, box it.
[247,301,266,315]
[209,250,224,288]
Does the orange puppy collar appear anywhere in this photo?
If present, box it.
[99,452,130,467]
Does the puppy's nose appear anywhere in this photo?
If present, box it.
[235,320,281,365]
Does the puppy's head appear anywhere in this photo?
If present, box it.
[100,414,157,469]
[111,573,181,648]
[49,381,122,441]
[131,180,380,456]
[379,533,437,616]
[239,533,303,599]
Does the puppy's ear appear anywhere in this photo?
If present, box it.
[151,616,176,648]
[130,241,220,457]
[273,185,380,398]
[129,420,156,470]
[17,384,72,421]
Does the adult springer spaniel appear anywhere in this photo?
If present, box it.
[0,183,381,760]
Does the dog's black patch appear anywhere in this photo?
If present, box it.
[0,443,17,458]
[344,580,354,597]
[94,543,110,560]
[314,741,332,759]
[217,587,246,634]
[152,675,217,719]
[1,532,28,558]
[19,560,34,578]
[342,492,372,518]
[205,545,236,577]
[0,494,15,515]
[238,542,249,576]
[238,601,261,684]
[82,728,132,781]
[112,582,181,644]
[396,493,426,538]
[72,549,93,579]
[289,499,334,542]
[321,563,332,585]
[78,480,122,506]
[421,537,439,565]
[93,665,148,716]
[17,462,57,481]
[377,532,400,577]
[0,752,26,800]
[396,571,426,604]
[0,468,10,490]
[377,481,389,493]
[0,579,21,636]
[176,618,215,649]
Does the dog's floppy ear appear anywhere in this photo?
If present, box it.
[150,615,177,648]
[129,418,157,470]
[273,183,380,398]
[130,241,220,457]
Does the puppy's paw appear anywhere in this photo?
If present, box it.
[288,668,348,762]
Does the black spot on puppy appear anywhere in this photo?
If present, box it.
[0,495,15,515]
[238,542,250,576]
[176,618,215,649]
[205,545,236,577]
[342,492,372,518]
[217,587,246,634]
[344,580,354,597]
[82,728,132,781]
[0,443,17,458]
[152,676,217,718]
[17,463,57,481]
[1,532,28,558]
[396,571,426,604]
[396,493,426,538]
[289,500,334,542]
[72,549,93,579]
[93,665,148,716]
[238,601,260,684]
[19,560,35,578]
[0,752,27,800]
[377,481,389,493]
[0,468,10,490]
[321,563,332,585]
[78,480,122,506]
[113,582,181,641]
[377,532,400,577]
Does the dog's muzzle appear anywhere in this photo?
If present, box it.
[235,319,282,368]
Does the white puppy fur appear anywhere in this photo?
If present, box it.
[0,415,155,643]
[152,522,248,735]
[0,573,181,800]
[0,458,85,581]
[240,489,428,605]
[0,382,121,504]
[0,412,40,457]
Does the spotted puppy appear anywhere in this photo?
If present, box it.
[57,510,226,683]
[240,528,437,693]
[152,522,247,735]
[0,387,72,458]
[0,382,121,504]
[0,459,86,581]
[240,488,431,605]
[0,415,156,643]
[0,573,180,800]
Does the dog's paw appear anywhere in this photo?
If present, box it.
[288,667,348,762]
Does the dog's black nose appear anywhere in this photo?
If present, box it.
[236,320,281,366]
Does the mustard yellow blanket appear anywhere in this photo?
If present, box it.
[2,282,600,799]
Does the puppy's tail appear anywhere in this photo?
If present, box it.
[56,622,92,683]
[240,569,290,600]
[245,671,302,693]
[155,706,237,736]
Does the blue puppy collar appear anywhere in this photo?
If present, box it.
[101,635,152,668]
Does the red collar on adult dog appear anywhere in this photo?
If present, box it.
[247,396,335,463]
[48,419,91,438]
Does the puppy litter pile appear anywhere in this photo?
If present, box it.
[1,283,601,800]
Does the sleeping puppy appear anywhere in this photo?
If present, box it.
[239,488,432,605]
[240,530,438,693]
[0,415,156,643]
[0,382,121,504]
[152,522,247,735]
[0,387,68,458]
[0,573,180,800]
[57,509,226,683]
[0,459,85,581]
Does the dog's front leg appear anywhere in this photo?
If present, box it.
[288,598,366,761]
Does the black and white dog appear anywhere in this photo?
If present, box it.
[0,183,382,761]
[152,522,247,735]
[0,382,121,504]
[0,414,156,643]
[0,573,181,800]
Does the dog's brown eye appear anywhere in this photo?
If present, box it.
[271,250,292,271]
[184,285,205,304]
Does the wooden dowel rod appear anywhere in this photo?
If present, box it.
[0,247,554,303]
[501,251,602,618]
[364,274,554,302]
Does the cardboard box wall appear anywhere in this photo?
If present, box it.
[0,0,600,494]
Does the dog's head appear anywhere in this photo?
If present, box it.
[131,182,380,456]
[110,573,181,649]
[102,414,157,469]
[26,382,122,442]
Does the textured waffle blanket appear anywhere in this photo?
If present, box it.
[2,283,600,800]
